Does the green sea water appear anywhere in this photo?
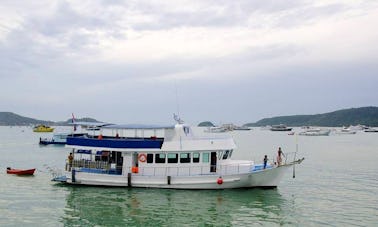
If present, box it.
[0,126,377,226]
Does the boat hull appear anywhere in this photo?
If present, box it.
[7,168,36,175]
[61,164,294,189]
[39,140,66,145]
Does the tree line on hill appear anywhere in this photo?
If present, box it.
[1,106,378,127]
[0,112,99,126]
[198,107,378,127]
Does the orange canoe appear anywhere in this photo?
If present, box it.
[6,168,36,175]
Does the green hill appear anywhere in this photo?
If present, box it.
[198,121,215,127]
[244,107,378,127]
[0,112,101,126]
[0,112,54,126]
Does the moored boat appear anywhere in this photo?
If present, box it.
[7,167,36,175]
[334,127,357,135]
[53,118,304,189]
[204,126,228,133]
[33,125,54,132]
[270,124,292,131]
[364,128,378,132]
[299,127,330,136]
[40,132,88,145]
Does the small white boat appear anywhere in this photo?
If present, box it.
[349,124,368,131]
[53,118,304,189]
[233,126,251,131]
[299,127,330,136]
[334,127,357,135]
[364,128,378,132]
[260,125,272,130]
[204,126,228,133]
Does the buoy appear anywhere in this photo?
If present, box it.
[217,177,223,185]
[131,166,139,173]
[138,153,147,162]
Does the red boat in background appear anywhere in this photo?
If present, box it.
[6,167,36,175]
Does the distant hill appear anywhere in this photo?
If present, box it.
[0,112,101,126]
[198,121,215,127]
[244,107,378,127]
[0,112,55,126]
[56,117,101,126]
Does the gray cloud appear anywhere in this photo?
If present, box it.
[0,0,377,123]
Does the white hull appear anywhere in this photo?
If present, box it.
[64,164,294,189]
[55,122,304,190]
[299,130,330,136]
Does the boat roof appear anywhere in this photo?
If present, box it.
[102,124,175,130]
[69,122,112,127]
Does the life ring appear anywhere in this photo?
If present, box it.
[138,153,147,162]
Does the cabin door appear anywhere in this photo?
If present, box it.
[122,153,132,175]
[210,152,217,172]
[132,152,139,167]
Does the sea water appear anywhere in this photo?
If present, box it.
[0,126,377,226]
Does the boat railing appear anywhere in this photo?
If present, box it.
[136,163,255,177]
[267,151,299,166]
[67,160,110,171]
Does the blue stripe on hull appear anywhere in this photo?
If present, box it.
[66,137,164,149]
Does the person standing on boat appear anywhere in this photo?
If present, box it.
[263,155,268,169]
[68,152,74,171]
[277,147,285,166]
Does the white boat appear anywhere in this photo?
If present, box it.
[39,122,110,145]
[349,124,368,131]
[39,132,87,145]
[334,127,357,135]
[53,119,304,189]
[364,128,378,132]
[299,127,330,136]
[204,126,228,133]
[233,126,251,131]
[260,125,272,130]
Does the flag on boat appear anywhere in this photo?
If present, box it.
[72,113,77,131]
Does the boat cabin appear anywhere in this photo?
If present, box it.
[66,124,242,176]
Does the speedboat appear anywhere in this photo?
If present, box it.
[33,125,54,132]
[52,118,304,189]
[299,127,330,136]
[7,167,35,175]
[270,124,292,131]
[334,127,357,135]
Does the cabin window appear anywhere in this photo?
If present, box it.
[222,150,230,160]
[180,153,191,163]
[147,154,154,163]
[202,153,209,163]
[229,150,233,158]
[168,153,178,163]
[193,153,200,163]
[155,153,166,163]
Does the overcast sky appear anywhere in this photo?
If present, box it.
[0,0,377,125]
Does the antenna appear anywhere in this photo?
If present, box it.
[173,80,184,124]
[175,79,180,118]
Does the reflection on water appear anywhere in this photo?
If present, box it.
[62,186,290,226]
